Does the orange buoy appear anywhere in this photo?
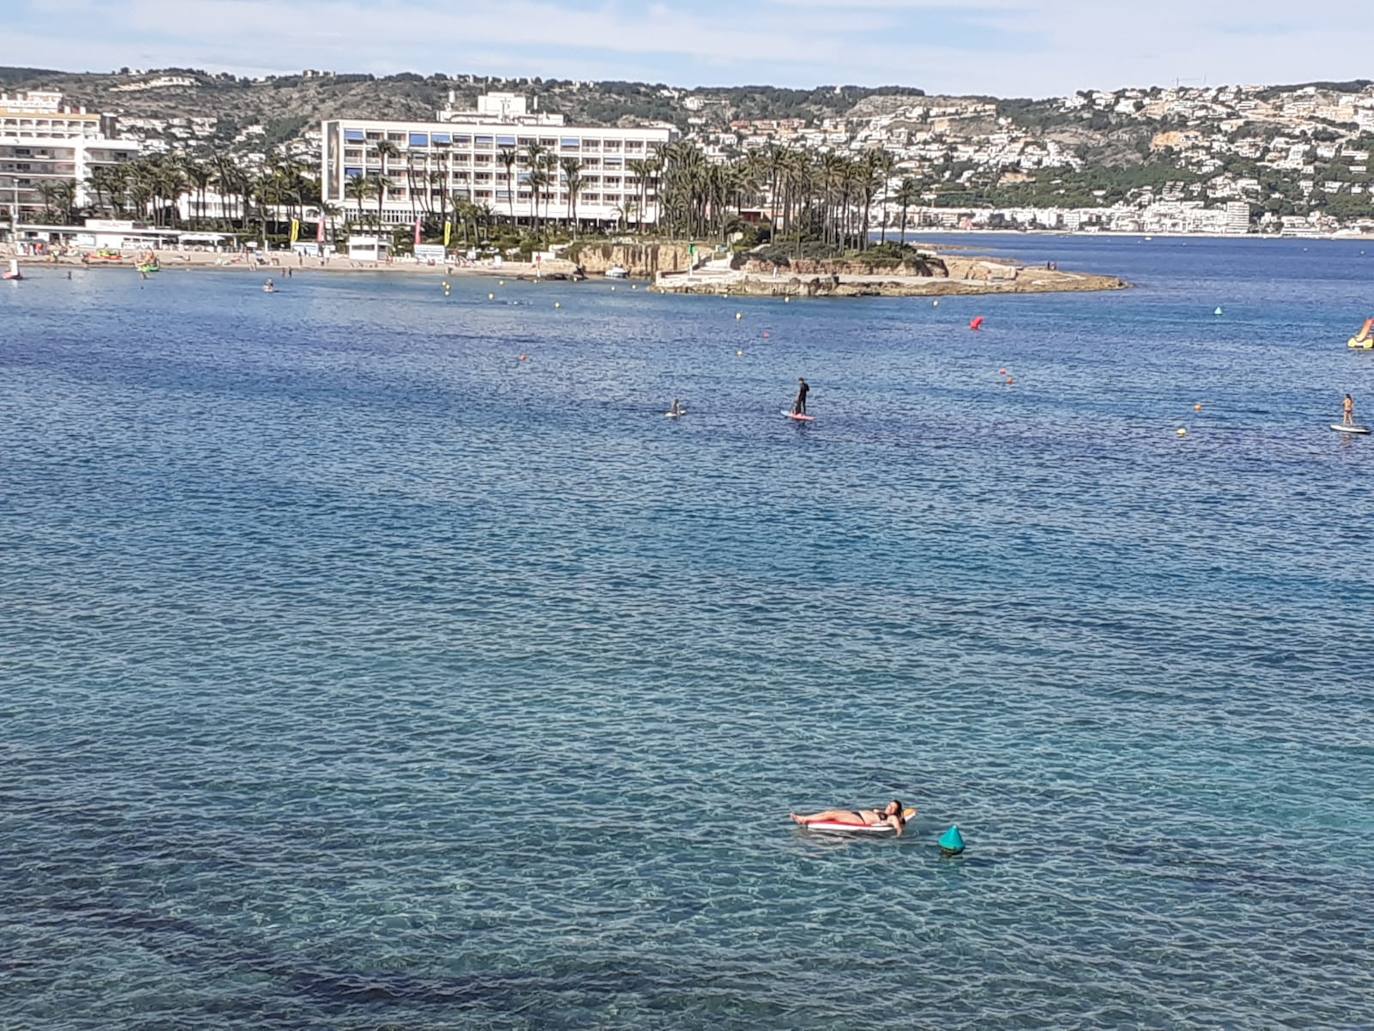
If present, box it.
[1194,403,1203,413]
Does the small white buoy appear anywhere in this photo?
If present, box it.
[488,292,495,300]
[735,311,743,320]
[631,284,638,290]
[554,302,561,309]
[1214,306,1223,316]
[784,296,791,303]
[499,279,505,286]
[611,285,616,292]
[736,349,744,357]
[933,299,940,307]
[1177,427,1188,437]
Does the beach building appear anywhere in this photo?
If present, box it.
[0,90,141,221]
[5,217,235,253]
[320,92,676,229]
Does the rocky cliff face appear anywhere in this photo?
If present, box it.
[571,242,701,277]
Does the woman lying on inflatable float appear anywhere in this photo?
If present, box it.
[790,800,913,836]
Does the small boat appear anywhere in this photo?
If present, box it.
[605,265,629,279]
[1348,319,1374,348]
[2,259,21,281]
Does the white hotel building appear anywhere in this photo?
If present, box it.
[321,92,675,228]
[1,90,140,220]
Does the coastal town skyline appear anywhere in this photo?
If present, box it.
[13,0,1374,98]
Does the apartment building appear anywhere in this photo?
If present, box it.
[0,91,141,219]
[320,92,675,227]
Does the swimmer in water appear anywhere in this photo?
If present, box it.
[790,800,910,835]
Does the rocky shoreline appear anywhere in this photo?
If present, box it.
[651,250,1127,298]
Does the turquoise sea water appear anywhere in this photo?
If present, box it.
[2,236,1372,1028]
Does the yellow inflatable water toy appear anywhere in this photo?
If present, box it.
[1349,318,1374,348]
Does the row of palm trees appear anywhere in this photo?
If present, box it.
[51,137,929,253]
[654,141,927,250]
[339,135,928,252]
[79,151,322,234]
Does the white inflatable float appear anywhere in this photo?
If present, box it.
[800,808,917,836]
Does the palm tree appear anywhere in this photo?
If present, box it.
[539,151,559,231]
[497,146,518,226]
[427,169,445,220]
[762,143,789,240]
[559,156,582,236]
[158,157,189,228]
[872,149,897,245]
[373,139,399,223]
[627,157,653,236]
[526,168,548,237]
[184,159,213,226]
[37,181,57,222]
[365,172,390,229]
[895,176,920,245]
[523,142,547,234]
[347,173,376,227]
[84,167,110,217]
[404,148,420,227]
[51,180,76,224]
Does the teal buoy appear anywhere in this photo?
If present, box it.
[938,825,965,856]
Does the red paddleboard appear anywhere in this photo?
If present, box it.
[782,410,815,421]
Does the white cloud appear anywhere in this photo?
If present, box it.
[13,0,1374,96]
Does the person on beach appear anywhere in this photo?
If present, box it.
[1344,393,1355,425]
[791,800,910,835]
[793,377,810,415]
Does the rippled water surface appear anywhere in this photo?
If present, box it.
[3,236,1373,1029]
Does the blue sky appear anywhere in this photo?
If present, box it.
[10,0,1374,98]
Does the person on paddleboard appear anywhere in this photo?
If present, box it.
[792,377,810,415]
[790,800,910,835]
[1344,393,1355,426]
[669,399,684,416]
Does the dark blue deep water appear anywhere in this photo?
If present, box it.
[3,236,1372,1028]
